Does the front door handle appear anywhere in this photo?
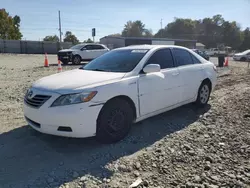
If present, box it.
[172,72,180,76]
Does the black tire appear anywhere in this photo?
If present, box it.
[96,98,134,144]
[240,57,247,62]
[72,55,81,64]
[61,60,69,65]
[195,81,211,106]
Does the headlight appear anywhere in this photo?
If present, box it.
[51,91,97,107]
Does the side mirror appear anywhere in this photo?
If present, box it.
[81,48,87,51]
[143,64,161,74]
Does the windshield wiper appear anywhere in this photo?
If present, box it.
[91,69,108,72]
[79,67,108,72]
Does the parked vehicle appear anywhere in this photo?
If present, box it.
[233,49,250,61]
[206,48,226,56]
[57,43,110,64]
[192,49,210,60]
[24,45,217,143]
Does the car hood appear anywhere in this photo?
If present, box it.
[32,69,125,94]
[234,53,244,56]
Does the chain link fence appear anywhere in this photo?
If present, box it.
[0,39,72,54]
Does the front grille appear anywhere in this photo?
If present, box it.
[24,94,51,108]
[58,52,67,56]
[58,52,71,56]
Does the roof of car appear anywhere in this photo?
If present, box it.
[80,43,104,45]
[116,45,187,50]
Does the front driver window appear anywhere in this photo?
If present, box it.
[146,48,174,69]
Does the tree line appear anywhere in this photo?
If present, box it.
[0,9,22,40]
[154,15,250,51]
[118,15,249,51]
[43,31,94,44]
[1,8,249,51]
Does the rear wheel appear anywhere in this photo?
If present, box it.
[72,55,81,64]
[196,81,211,106]
[96,98,133,144]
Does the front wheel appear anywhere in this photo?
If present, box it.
[72,55,81,64]
[196,82,211,106]
[96,98,134,144]
[240,57,247,62]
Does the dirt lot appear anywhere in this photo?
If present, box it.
[0,54,249,188]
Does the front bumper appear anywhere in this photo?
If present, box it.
[23,89,103,138]
[57,53,73,62]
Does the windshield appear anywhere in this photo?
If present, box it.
[82,49,149,72]
[242,49,250,54]
[70,44,85,50]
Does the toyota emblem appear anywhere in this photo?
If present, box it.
[27,89,33,99]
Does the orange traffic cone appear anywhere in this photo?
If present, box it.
[57,60,62,72]
[44,53,49,67]
[224,57,229,67]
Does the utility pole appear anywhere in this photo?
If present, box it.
[58,10,62,43]
[160,19,163,38]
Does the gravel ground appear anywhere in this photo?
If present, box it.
[0,54,249,188]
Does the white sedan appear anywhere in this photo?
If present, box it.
[24,45,217,143]
[233,49,250,61]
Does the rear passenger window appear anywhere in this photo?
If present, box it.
[173,48,193,66]
[190,54,201,64]
[94,45,105,50]
[146,49,174,69]
[85,45,95,50]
